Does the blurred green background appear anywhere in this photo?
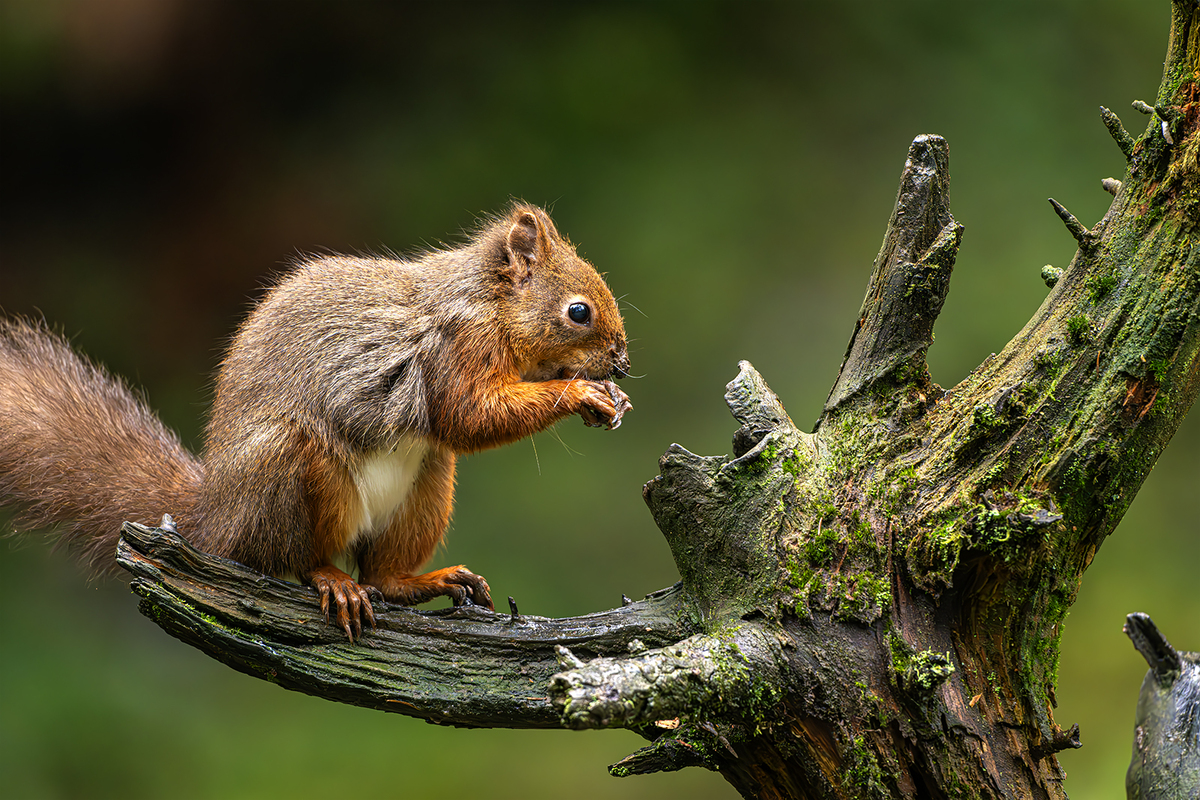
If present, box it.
[0,1,1195,798]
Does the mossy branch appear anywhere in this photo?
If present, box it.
[549,626,784,731]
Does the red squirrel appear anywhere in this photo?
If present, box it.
[0,203,632,640]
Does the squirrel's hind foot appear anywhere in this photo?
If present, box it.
[309,565,380,642]
[373,566,494,611]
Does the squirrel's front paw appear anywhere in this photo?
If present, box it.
[578,380,633,429]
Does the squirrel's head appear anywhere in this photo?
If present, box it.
[490,204,629,383]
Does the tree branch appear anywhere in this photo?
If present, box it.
[116,522,698,729]
[550,626,785,731]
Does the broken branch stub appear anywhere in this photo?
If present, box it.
[1124,613,1200,800]
[824,133,963,416]
[549,626,783,731]
[642,361,811,624]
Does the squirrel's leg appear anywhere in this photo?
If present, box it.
[359,447,494,610]
[440,375,631,453]
[289,424,381,641]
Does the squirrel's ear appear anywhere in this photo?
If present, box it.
[502,211,541,284]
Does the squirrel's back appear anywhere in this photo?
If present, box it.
[0,318,203,574]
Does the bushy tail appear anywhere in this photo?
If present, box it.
[0,318,204,575]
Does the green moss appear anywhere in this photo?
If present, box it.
[908,650,956,694]
[855,573,892,614]
[1147,357,1170,382]
[856,682,889,729]
[704,633,784,732]
[843,735,889,799]
[826,411,879,474]
[965,488,1059,564]
[888,634,955,699]
[886,465,919,512]
[785,553,816,603]
[980,458,1007,487]
[906,513,967,589]
[807,526,839,568]
[846,516,876,560]
[781,448,809,477]
[1067,314,1092,345]
[1086,270,1119,303]
[967,389,1029,442]
[1033,345,1065,373]
[736,437,779,474]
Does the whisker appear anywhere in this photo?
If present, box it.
[619,299,648,318]
[548,425,585,457]
[553,371,582,409]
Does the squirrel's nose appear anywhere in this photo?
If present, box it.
[611,346,630,379]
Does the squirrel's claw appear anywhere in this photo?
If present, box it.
[578,380,632,430]
[310,565,378,642]
[605,381,633,429]
[449,567,493,610]
[439,566,493,611]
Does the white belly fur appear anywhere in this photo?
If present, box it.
[350,435,430,548]
[278,436,429,585]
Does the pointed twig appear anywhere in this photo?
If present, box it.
[1031,723,1082,760]
[1100,106,1135,159]
[1048,198,1093,250]
[609,723,719,776]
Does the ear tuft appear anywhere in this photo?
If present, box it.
[503,211,541,284]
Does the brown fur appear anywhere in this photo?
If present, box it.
[0,203,629,637]
[0,318,204,574]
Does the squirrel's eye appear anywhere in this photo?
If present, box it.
[567,302,591,324]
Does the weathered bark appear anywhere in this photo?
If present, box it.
[116,3,1200,798]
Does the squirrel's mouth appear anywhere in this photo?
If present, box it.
[538,348,629,383]
[554,366,612,382]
